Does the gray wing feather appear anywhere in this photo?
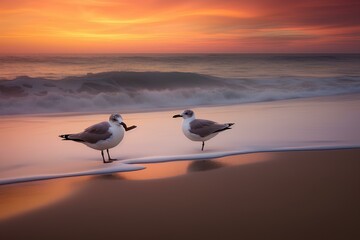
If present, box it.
[84,121,111,134]
[69,122,112,144]
[189,119,228,137]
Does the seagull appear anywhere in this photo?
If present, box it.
[173,110,234,151]
[59,113,137,163]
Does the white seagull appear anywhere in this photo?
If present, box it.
[59,113,137,163]
[173,110,234,151]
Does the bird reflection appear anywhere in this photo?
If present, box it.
[92,174,127,180]
[187,159,225,172]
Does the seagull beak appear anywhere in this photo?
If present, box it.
[173,114,182,118]
[120,122,127,128]
[120,122,137,131]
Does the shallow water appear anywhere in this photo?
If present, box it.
[0,94,359,185]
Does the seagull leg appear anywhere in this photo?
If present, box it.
[101,150,107,163]
[106,149,116,161]
[201,141,205,151]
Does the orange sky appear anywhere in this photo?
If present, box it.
[0,0,359,53]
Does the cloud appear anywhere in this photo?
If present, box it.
[0,0,359,53]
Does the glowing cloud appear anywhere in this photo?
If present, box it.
[0,0,359,53]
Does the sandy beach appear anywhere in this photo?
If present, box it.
[0,149,359,240]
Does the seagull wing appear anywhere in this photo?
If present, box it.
[69,122,112,144]
[84,121,111,135]
[189,119,229,137]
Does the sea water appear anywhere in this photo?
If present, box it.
[0,53,360,115]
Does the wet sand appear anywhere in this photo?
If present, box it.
[0,149,359,240]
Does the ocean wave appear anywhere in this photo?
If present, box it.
[1,71,360,115]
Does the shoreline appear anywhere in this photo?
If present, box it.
[0,148,359,239]
[1,146,360,186]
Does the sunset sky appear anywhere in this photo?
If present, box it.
[0,0,359,53]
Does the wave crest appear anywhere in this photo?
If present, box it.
[1,71,360,115]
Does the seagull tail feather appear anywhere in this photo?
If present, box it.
[59,134,84,142]
[212,123,235,134]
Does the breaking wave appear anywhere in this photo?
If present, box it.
[1,71,360,115]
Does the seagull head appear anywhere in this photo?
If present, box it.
[173,109,194,119]
[109,113,124,127]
